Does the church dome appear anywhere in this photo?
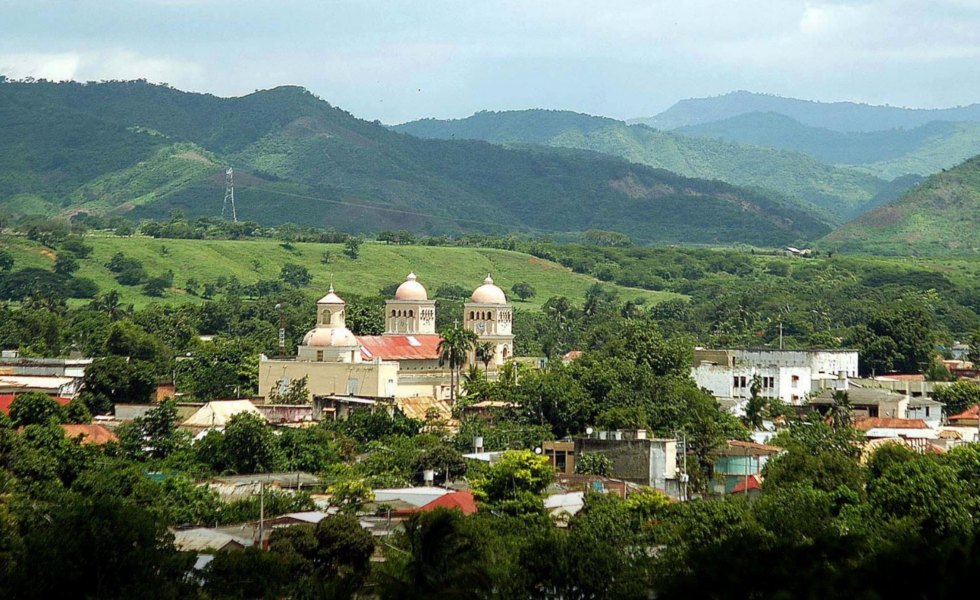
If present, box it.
[394,273,428,301]
[471,275,506,304]
[303,326,359,348]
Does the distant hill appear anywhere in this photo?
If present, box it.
[678,112,980,179]
[395,109,913,221]
[0,80,830,245]
[631,91,980,132]
[823,155,980,255]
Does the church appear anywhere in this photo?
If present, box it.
[257,273,515,404]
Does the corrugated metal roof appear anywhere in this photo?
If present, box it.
[183,400,265,427]
[172,528,252,552]
[358,335,443,361]
[395,396,452,422]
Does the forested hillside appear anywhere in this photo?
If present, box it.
[0,80,829,245]
[824,155,980,255]
[679,112,980,179]
[631,90,980,132]
[395,109,909,221]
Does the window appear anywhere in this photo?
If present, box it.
[763,376,774,389]
[316,350,323,362]
[791,375,799,389]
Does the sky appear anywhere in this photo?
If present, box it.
[2,0,980,124]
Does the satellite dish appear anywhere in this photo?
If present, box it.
[586,427,594,435]
[534,447,542,455]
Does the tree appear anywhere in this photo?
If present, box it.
[344,237,362,259]
[269,514,375,586]
[118,400,185,460]
[268,375,310,404]
[968,329,980,366]
[8,392,65,427]
[376,509,491,600]
[933,380,980,416]
[475,341,495,372]
[221,412,279,474]
[279,263,312,288]
[438,323,478,403]
[511,281,536,301]
[829,390,853,430]
[53,252,79,276]
[743,374,767,430]
[78,356,156,415]
[472,450,553,516]
[0,248,13,271]
[576,452,613,476]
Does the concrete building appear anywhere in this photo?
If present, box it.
[573,430,683,499]
[692,348,859,407]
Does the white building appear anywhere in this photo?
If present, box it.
[692,348,859,407]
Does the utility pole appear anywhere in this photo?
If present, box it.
[779,321,783,350]
[276,303,285,358]
[258,480,265,549]
[222,167,238,222]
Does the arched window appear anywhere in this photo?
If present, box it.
[502,346,509,360]
[470,311,475,320]
[409,310,414,317]
[391,309,396,317]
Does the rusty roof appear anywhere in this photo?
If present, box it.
[0,394,71,415]
[358,335,443,361]
[730,474,762,494]
[948,405,980,422]
[854,417,930,430]
[61,424,119,445]
[714,439,783,456]
[395,396,453,422]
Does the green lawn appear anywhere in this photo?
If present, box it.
[0,235,681,309]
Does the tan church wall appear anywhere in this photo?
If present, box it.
[258,358,400,401]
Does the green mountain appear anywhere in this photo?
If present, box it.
[631,90,980,132]
[394,109,912,221]
[0,80,830,245]
[823,155,980,255]
[678,112,980,179]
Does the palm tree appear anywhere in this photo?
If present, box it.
[376,509,491,600]
[475,342,495,372]
[438,323,477,403]
[830,390,853,430]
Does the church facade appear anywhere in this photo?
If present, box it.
[257,273,515,404]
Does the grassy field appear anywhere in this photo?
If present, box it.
[0,235,680,309]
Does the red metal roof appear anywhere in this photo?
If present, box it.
[357,335,443,361]
[0,394,71,415]
[730,475,762,494]
[854,417,930,430]
[416,490,478,515]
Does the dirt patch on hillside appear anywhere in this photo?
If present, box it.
[176,149,213,164]
[608,173,675,199]
[39,249,56,261]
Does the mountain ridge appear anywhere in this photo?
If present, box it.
[0,80,830,246]
[631,90,980,132]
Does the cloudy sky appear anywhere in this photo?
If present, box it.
[2,0,979,123]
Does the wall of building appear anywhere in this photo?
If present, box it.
[574,438,678,495]
[258,358,399,401]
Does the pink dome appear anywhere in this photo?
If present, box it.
[394,273,428,301]
[302,326,359,347]
[471,275,506,304]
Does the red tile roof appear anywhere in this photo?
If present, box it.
[0,394,71,415]
[730,475,762,494]
[61,424,119,445]
[854,417,930,431]
[416,490,478,515]
[948,405,980,422]
[563,350,583,361]
[357,335,443,361]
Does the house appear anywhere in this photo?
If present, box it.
[412,490,478,515]
[372,487,453,507]
[711,440,782,495]
[729,474,763,497]
[947,404,979,427]
[573,430,683,499]
[692,348,859,407]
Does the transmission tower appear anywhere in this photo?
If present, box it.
[222,167,238,222]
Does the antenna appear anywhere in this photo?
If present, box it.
[222,167,237,222]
